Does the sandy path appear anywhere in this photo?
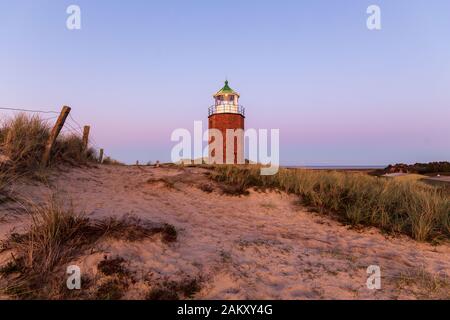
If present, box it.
[0,165,449,299]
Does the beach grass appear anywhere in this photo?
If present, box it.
[211,166,450,242]
[0,113,96,175]
[0,196,178,299]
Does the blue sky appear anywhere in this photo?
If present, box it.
[1,0,449,165]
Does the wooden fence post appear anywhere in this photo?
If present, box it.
[41,106,71,166]
[82,125,90,151]
[99,148,104,163]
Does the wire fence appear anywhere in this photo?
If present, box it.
[0,107,59,114]
[0,106,103,153]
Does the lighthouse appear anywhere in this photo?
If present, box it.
[208,81,245,164]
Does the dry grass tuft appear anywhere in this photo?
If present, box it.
[97,256,130,278]
[146,276,202,300]
[146,286,180,300]
[53,134,97,166]
[211,166,450,242]
[0,113,101,204]
[198,183,214,193]
[393,267,449,299]
[0,113,96,175]
[220,184,250,196]
[0,170,15,204]
[0,114,49,173]
[94,256,134,300]
[0,198,177,299]
[95,278,128,300]
[99,215,177,243]
[102,157,124,166]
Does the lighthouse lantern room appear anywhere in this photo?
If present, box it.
[208,80,245,116]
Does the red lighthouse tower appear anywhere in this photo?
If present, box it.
[208,81,245,164]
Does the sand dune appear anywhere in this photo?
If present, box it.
[0,165,448,299]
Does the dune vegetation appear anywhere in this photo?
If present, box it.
[0,196,178,299]
[0,113,97,176]
[384,162,450,175]
[0,116,173,299]
[0,113,448,300]
[211,166,450,242]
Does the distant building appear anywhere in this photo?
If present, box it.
[208,81,245,164]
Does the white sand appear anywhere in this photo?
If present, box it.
[0,165,449,299]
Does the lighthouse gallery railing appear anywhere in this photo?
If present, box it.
[208,104,245,117]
